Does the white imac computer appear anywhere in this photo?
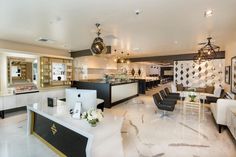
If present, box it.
[66,88,97,113]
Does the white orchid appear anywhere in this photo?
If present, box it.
[81,108,104,127]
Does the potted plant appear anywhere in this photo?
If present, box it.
[188,92,197,102]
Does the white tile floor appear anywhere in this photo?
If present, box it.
[110,95,236,157]
[0,111,57,157]
[1,85,236,157]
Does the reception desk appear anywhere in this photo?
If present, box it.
[27,101,124,157]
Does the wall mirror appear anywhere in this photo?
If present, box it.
[7,57,38,86]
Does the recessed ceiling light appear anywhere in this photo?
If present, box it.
[204,9,213,17]
[37,37,55,43]
[135,9,143,15]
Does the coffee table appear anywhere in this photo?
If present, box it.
[180,92,206,120]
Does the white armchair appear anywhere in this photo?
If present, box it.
[210,99,236,133]
[171,83,177,93]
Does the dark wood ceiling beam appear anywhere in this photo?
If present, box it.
[70,46,112,58]
[129,51,225,63]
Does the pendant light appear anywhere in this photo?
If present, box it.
[113,50,131,64]
[90,23,107,55]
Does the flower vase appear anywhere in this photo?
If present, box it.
[90,122,97,127]
[190,97,195,102]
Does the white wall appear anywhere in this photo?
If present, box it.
[73,56,117,80]
[0,53,8,91]
[225,41,236,93]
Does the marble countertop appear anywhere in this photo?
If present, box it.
[39,86,70,91]
[27,101,123,135]
[27,101,124,157]
[77,79,136,86]
[0,86,67,97]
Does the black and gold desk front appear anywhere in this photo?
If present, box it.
[30,112,88,157]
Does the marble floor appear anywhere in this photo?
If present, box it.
[1,85,236,157]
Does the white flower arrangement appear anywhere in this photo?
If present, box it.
[81,108,104,127]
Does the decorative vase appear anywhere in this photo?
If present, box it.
[138,69,141,76]
[189,95,196,102]
[190,97,195,102]
[90,123,97,127]
[89,119,98,127]
[131,68,135,76]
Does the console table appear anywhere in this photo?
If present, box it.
[227,107,236,140]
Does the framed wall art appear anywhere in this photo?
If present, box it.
[231,57,236,94]
[225,66,230,84]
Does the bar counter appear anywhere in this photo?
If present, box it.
[72,80,139,108]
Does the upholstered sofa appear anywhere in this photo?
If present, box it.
[210,98,236,133]
[171,83,223,101]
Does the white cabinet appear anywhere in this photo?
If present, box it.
[111,83,138,103]
[3,95,16,110]
[16,94,29,108]
[0,88,66,111]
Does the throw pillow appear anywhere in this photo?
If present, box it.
[205,86,214,94]
[196,88,206,93]
[176,84,184,91]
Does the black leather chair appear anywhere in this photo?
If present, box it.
[160,90,178,103]
[164,87,180,96]
[153,93,175,117]
[164,87,180,99]
[204,89,225,104]
[97,102,104,112]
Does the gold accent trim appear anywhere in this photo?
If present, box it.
[30,112,66,157]
[33,132,66,157]
[30,112,35,134]
[51,124,57,135]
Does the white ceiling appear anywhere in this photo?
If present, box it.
[1,0,236,57]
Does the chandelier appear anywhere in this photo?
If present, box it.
[193,37,220,63]
[90,23,107,55]
[193,50,207,64]
[113,50,130,64]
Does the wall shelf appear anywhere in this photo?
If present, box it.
[40,56,73,88]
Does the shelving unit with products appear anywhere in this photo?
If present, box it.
[40,57,51,87]
[40,56,73,88]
